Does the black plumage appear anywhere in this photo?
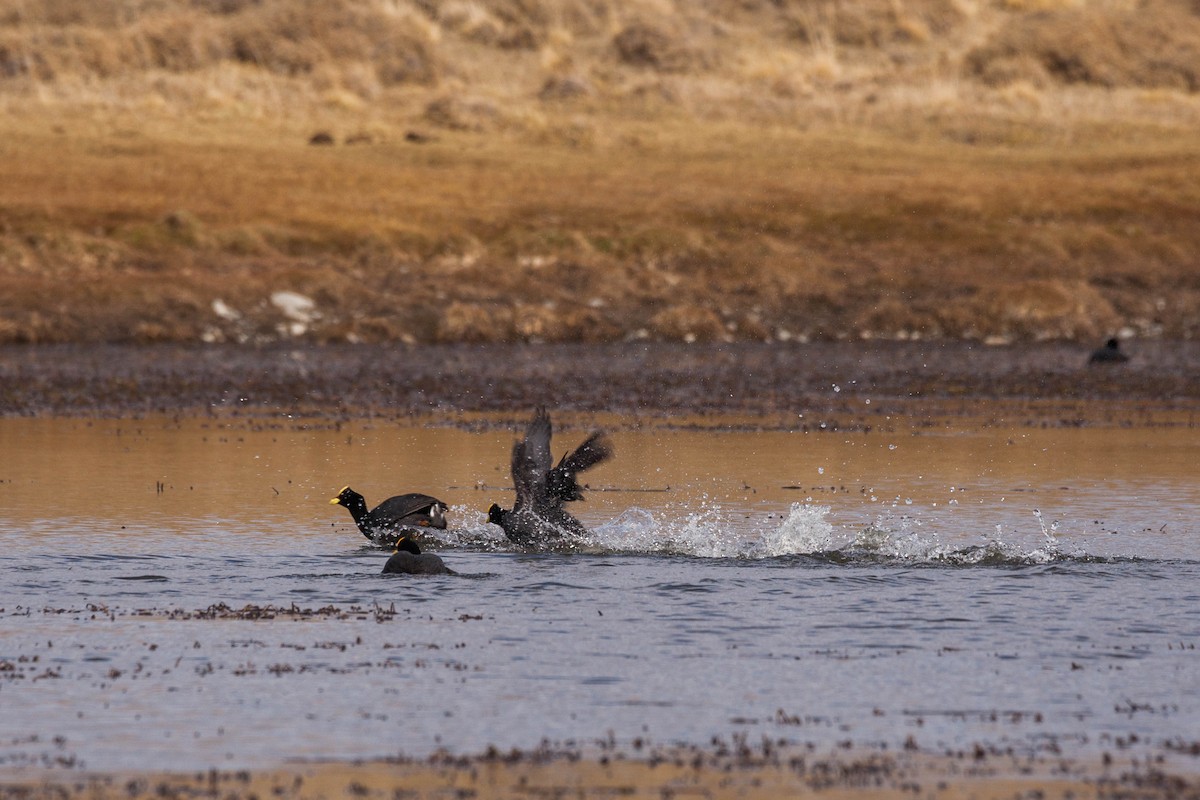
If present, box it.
[381,535,453,575]
[330,486,448,545]
[487,407,613,546]
[1088,338,1130,365]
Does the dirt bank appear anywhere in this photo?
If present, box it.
[1,340,1196,428]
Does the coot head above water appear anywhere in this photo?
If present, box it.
[381,534,453,575]
[1088,337,1130,365]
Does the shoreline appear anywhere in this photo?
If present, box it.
[3,745,1198,800]
[1,340,1198,429]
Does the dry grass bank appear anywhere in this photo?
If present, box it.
[1,0,1199,345]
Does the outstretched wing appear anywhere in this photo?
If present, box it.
[547,431,613,502]
[511,407,552,512]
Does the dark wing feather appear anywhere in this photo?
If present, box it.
[547,431,613,502]
[511,408,552,512]
[558,432,613,474]
[524,407,552,474]
[372,493,444,522]
[510,439,537,511]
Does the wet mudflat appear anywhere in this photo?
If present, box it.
[2,340,1198,426]
[2,342,1199,797]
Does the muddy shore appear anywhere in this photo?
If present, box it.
[1,340,1197,428]
[3,746,1198,800]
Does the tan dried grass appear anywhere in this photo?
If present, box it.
[2,0,1200,343]
[967,0,1200,91]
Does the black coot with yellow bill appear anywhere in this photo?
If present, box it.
[330,486,448,545]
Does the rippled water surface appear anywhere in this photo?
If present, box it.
[2,417,1198,772]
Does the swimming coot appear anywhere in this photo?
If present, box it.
[330,486,448,545]
[487,407,613,547]
[381,535,453,575]
[1088,337,1130,365]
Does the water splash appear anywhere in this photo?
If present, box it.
[591,501,836,559]
[591,501,1086,565]
[423,505,512,551]
[842,508,1072,565]
[434,502,1080,566]
[753,502,838,557]
[1028,507,1066,563]
[591,499,734,556]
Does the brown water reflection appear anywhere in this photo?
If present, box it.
[2,415,1197,558]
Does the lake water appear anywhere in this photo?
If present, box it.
[1,416,1198,772]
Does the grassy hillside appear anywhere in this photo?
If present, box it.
[1,0,1198,344]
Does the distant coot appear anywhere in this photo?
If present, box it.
[330,486,448,545]
[1088,337,1130,365]
[487,407,613,547]
[381,535,453,575]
